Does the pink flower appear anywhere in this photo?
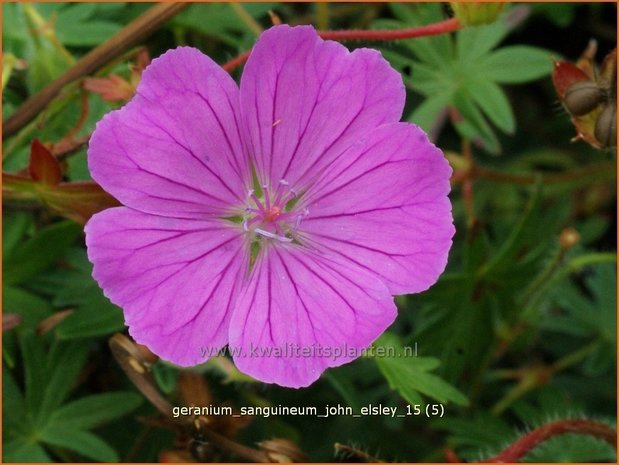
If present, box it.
[85,25,454,388]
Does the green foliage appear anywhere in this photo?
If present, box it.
[172,3,276,47]
[4,334,142,462]
[2,2,616,463]
[375,333,469,406]
[376,4,551,153]
[29,248,125,339]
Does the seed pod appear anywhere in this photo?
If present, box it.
[594,103,617,148]
[564,80,606,116]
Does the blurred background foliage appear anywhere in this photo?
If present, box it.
[2,2,617,463]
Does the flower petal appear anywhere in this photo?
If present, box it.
[299,123,454,295]
[240,25,405,191]
[88,47,249,219]
[228,246,397,388]
[85,207,247,365]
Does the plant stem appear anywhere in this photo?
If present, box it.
[320,17,460,41]
[3,3,188,140]
[229,3,263,36]
[481,419,616,462]
[472,161,616,187]
[222,17,462,73]
[315,2,330,30]
[222,50,252,73]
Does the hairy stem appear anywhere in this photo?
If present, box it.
[481,419,616,462]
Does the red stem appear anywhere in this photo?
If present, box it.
[222,50,251,72]
[319,17,460,41]
[221,18,461,73]
[481,419,616,463]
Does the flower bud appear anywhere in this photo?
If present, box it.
[559,227,580,250]
[449,3,506,26]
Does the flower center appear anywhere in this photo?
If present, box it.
[243,179,307,244]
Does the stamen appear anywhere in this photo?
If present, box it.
[243,179,303,244]
[255,228,293,243]
[262,185,271,211]
[273,179,290,206]
[250,192,266,214]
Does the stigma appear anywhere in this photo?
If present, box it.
[243,179,307,243]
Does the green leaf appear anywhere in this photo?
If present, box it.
[467,79,516,133]
[56,21,121,47]
[452,90,501,153]
[20,331,48,416]
[3,438,52,463]
[3,211,32,258]
[49,392,142,430]
[3,366,26,429]
[4,221,81,286]
[434,413,513,460]
[37,340,90,421]
[521,433,616,462]
[55,293,124,339]
[388,4,453,68]
[2,284,53,327]
[374,333,469,406]
[456,19,509,63]
[408,93,450,134]
[479,46,552,83]
[26,47,69,94]
[39,427,119,462]
[173,3,275,47]
[480,180,542,276]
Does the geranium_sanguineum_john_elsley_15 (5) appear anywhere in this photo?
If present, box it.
[84,24,454,388]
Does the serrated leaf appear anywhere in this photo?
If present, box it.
[49,392,142,430]
[479,46,552,83]
[374,333,469,406]
[39,427,119,462]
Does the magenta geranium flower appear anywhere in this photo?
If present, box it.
[85,25,454,388]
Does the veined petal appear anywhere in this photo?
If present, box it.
[85,207,247,365]
[240,25,405,192]
[228,246,397,388]
[299,123,454,295]
[88,47,249,219]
